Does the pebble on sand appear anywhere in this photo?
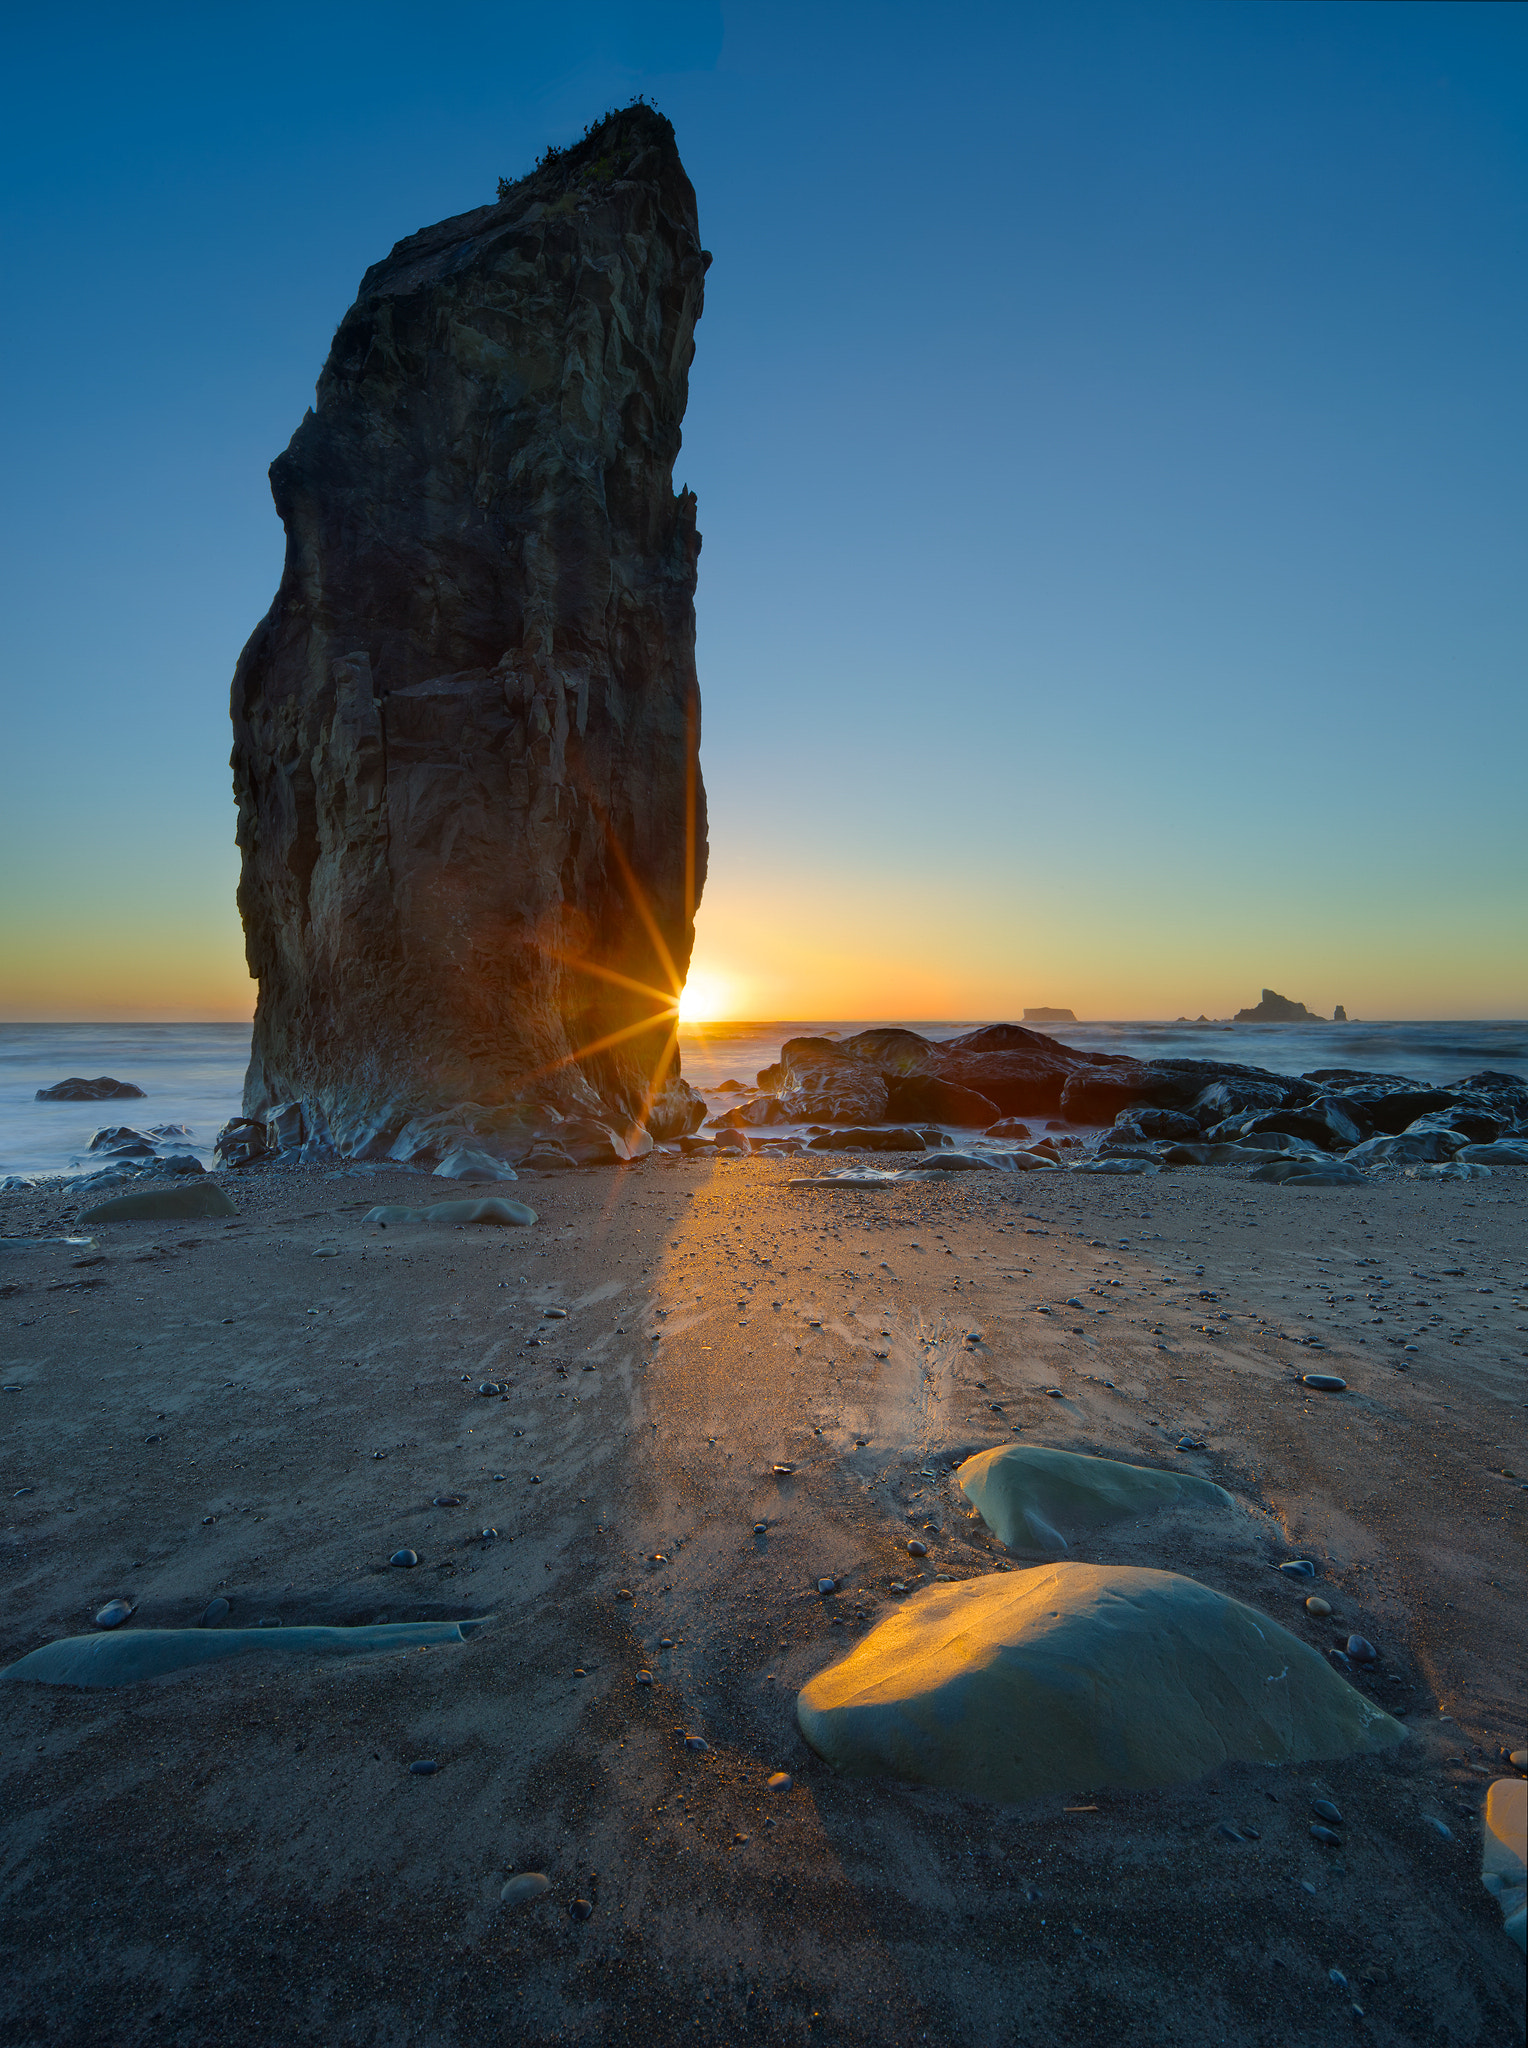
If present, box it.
[1300,1373,1348,1393]
[409,1759,439,1775]
[908,1540,929,1557]
[684,1734,709,1753]
[1305,1596,1332,1617]
[390,1549,419,1569]
[768,1772,793,1791]
[1279,1561,1317,1579]
[1346,1635,1378,1664]
[94,1600,133,1629]
[1310,1824,1341,1845]
[636,1671,653,1685]
[569,1898,593,1920]
[501,1873,550,1904]
[200,1598,230,1627]
[1312,1800,1343,1825]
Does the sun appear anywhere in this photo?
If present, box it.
[677,972,730,1023]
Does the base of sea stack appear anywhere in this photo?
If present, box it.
[796,1564,1404,1803]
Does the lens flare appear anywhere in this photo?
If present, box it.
[677,973,730,1023]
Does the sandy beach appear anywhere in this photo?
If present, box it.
[2,1152,1523,2045]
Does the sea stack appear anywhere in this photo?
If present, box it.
[230,105,709,1157]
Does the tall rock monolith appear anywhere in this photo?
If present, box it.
[230,105,709,1159]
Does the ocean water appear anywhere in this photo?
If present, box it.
[2,1017,1523,1181]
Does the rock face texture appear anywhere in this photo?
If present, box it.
[230,106,709,1157]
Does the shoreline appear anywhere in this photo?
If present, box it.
[2,1151,1524,2041]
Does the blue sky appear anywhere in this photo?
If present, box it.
[0,2,1523,1019]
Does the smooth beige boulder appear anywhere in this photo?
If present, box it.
[1482,1777,1526,1952]
[796,1564,1404,1802]
[958,1443,1232,1553]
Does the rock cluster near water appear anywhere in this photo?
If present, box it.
[229,105,710,1169]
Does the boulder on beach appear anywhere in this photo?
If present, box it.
[957,1444,1232,1554]
[35,1077,144,1102]
[363,1198,536,1227]
[80,1183,237,1223]
[796,1564,1404,1803]
[2,1620,482,1689]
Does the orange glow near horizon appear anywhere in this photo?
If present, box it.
[677,971,732,1023]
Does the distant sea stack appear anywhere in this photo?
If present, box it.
[1023,1007,1076,1023]
[230,105,709,1157]
[1235,989,1320,1023]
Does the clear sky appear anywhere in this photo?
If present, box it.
[0,2,1523,1023]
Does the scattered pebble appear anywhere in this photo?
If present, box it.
[659,1637,674,1649]
[1310,1824,1341,1845]
[817,1578,836,1595]
[409,1759,439,1775]
[1329,1969,1348,1991]
[390,1549,419,1569]
[1510,1750,1527,1770]
[1279,1560,1317,1579]
[684,1735,709,1753]
[94,1600,133,1629]
[1423,1815,1453,1839]
[636,1671,653,1686]
[569,1898,593,1921]
[1300,1373,1347,1393]
[433,1494,462,1507]
[543,1308,568,1319]
[1346,1635,1377,1664]
[768,1772,792,1792]
[200,1597,230,1627]
[1305,1596,1332,1617]
[616,1588,634,1602]
[907,1540,928,1557]
[753,1522,767,1535]
[501,1873,550,1904]
[1312,1800,1343,1826]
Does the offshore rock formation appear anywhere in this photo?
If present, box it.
[230,106,709,1160]
[1235,988,1319,1022]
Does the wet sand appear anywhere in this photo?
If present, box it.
[1,1156,1524,2045]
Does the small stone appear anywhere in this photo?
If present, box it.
[636,1671,653,1685]
[1300,1373,1348,1392]
[907,1540,928,1558]
[773,1463,794,1476]
[476,1382,501,1397]
[1309,1824,1341,1845]
[616,1588,634,1602]
[1510,1750,1527,1769]
[543,1307,568,1319]
[1279,1560,1317,1579]
[433,1494,463,1507]
[569,1897,593,1921]
[409,1759,439,1775]
[501,1872,551,1904]
[1423,1815,1452,1838]
[684,1734,709,1753]
[1329,1969,1348,1991]
[200,1597,230,1627]
[659,1637,674,1649]
[817,1578,836,1595]
[1346,1634,1377,1665]
[480,1526,498,1541]
[768,1772,792,1792]
[1328,1648,1352,1674]
[390,1548,419,1569]
[1305,1596,1332,1617]
[1300,1880,1317,1895]
[753,1522,767,1535]
[1312,1800,1343,1826]
[201,1515,217,1525]
[94,1599,133,1629]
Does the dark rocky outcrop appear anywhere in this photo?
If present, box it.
[1234,989,1319,1023]
[230,106,709,1160]
[36,1078,144,1102]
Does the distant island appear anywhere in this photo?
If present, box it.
[1234,988,1347,1023]
[1023,1007,1076,1023]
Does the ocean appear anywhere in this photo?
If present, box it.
[2,1017,1523,1182]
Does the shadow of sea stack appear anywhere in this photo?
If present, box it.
[230,106,710,1159]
